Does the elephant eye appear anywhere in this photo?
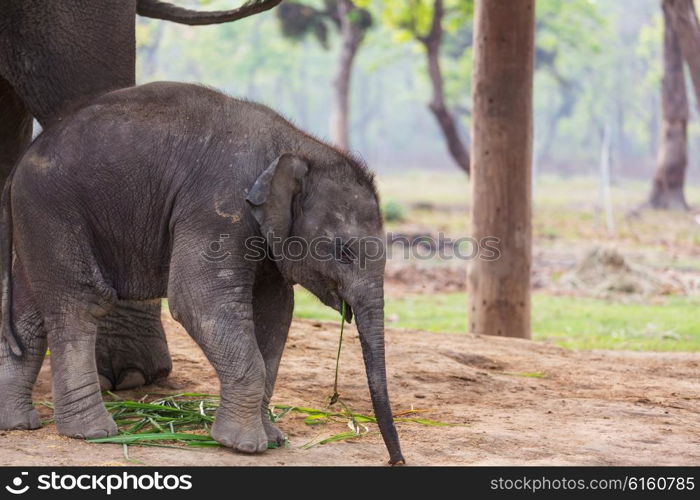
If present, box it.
[335,240,357,264]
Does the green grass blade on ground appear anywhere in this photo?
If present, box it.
[90,432,218,445]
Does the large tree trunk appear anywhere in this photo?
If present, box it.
[650,0,689,210]
[330,0,363,150]
[421,0,470,174]
[468,0,535,339]
[666,0,700,110]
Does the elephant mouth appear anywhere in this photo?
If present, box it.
[301,279,353,323]
[332,290,353,323]
[342,302,353,323]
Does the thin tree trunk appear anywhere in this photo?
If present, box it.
[468,0,535,339]
[538,74,576,164]
[137,18,165,81]
[330,0,362,150]
[649,93,660,158]
[421,0,470,174]
[649,0,689,210]
[599,125,615,233]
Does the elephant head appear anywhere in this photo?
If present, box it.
[246,153,405,465]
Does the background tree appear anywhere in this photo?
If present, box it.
[646,0,700,209]
[469,0,535,339]
[277,0,372,149]
[666,0,700,114]
[649,0,689,210]
[379,0,604,176]
[381,0,473,174]
[136,0,685,180]
[533,0,603,166]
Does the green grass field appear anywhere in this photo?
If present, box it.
[338,171,700,353]
[379,172,700,253]
[293,288,700,352]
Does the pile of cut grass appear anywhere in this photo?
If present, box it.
[40,393,222,450]
[94,393,222,449]
[48,393,457,454]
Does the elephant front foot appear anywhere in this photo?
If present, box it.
[95,299,172,391]
[212,416,268,454]
[55,406,118,440]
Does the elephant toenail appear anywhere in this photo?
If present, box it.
[237,441,257,453]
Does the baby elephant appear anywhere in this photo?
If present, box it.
[0,82,404,464]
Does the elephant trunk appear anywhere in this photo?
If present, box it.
[348,281,405,465]
[137,0,282,26]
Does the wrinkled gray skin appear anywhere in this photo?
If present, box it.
[0,82,405,464]
[0,0,281,390]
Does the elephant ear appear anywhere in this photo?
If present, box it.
[246,153,308,242]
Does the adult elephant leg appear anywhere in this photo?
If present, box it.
[95,300,172,391]
[0,77,170,392]
[0,75,33,185]
[0,260,46,430]
[253,259,293,446]
[0,78,42,430]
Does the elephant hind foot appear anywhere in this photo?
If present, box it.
[0,373,43,431]
[98,369,148,392]
[0,407,41,431]
[95,299,173,391]
[98,364,171,391]
[262,412,287,446]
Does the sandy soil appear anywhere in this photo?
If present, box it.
[1,311,698,466]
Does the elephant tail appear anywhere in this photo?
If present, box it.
[136,0,282,26]
[1,175,21,357]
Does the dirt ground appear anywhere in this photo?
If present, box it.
[1,311,699,466]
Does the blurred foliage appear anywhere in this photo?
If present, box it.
[536,0,604,54]
[382,199,406,222]
[134,0,687,179]
[377,0,473,41]
[277,2,332,47]
[276,0,372,49]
